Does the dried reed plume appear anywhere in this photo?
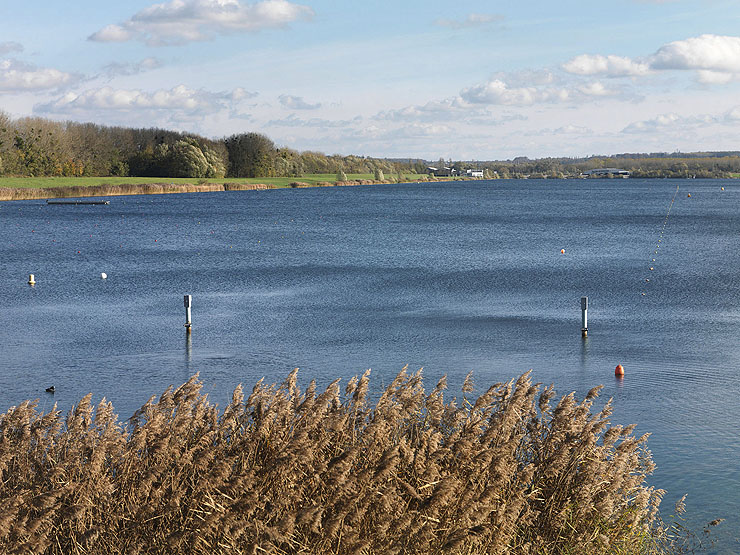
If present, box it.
[0,182,273,202]
[0,370,672,554]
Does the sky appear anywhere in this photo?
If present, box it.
[3,0,740,160]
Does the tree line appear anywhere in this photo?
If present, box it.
[467,155,740,179]
[2,111,739,179]
[0,113,412,179]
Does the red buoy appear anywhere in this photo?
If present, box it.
[615,364,625,377]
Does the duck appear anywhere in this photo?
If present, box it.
[45,386,55,393]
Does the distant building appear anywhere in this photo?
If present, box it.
[427,166,457,177]
[466,169,484,178]
[582,168,630,178]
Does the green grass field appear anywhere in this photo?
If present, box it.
[0,173,425,189]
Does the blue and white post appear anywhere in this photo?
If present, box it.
[184,295,192,332]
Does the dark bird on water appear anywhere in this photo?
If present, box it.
[45,386,55,393]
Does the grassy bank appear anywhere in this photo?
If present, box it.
[0,370,681,554]
[0,173,424,190]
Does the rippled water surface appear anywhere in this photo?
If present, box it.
[1,179,738,550]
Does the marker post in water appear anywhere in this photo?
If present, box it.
[184,295,192,332]
[581,296,588,338]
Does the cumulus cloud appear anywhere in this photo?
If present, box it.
[457,68,630,106]
[651,34,740,72]
[562,54,649,77]
[89,0,314,45]
[622,112,717,133]
[90,24,135,43]
[563,34,740,84]
[0,42,23,56]
[577,82,616,96]
[622,113,680,133]
[373,97,528,126]
[375,97,475,122]
[278,94,321,110]
[435,13,503,29]
[623,106,740,134]
[696,70,735,84]
[460,79,570,105]
[35,85,246,117]
[0,59,77,92]
[231,87,258,101]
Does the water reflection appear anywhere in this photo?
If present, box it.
[185,331,192,367]
[580,335,589,369]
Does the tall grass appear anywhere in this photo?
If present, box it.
[0,182,275,201]
[0,370,674,554]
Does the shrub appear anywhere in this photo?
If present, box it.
[0,370,669,554]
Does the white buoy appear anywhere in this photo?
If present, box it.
[184,295,192,332]
[581,296,588,338]
[101,272,107,279]
[28,274,35,285]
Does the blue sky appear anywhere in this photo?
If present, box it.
[3,0,740,159]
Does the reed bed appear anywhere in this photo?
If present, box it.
[0,182,273,201]
[0,369,674,554]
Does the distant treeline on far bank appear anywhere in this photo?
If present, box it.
[2,111,740,180]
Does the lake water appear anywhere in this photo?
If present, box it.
[1,179,738,550]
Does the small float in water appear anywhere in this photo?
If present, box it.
[46,200,110,205]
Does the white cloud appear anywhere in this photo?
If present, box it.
[35,85,244,116]
[562,54,649,77]
[563,35,740,84]
[231,87,258,101]
[696,70,735,85]
[90,24,135,43]
[622,113,680,133]
[622,112,718,133]
[89,0,314,46]
[460,79,570,105]
[578,82,615,96]
[650,34,740,72]
[375,97,474,122]
[435,13,503,29]
[623,106,740,135]
[278,94,321,110]
[0,42,23,56]
[0,59,77,92]
[373,97,529,126]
